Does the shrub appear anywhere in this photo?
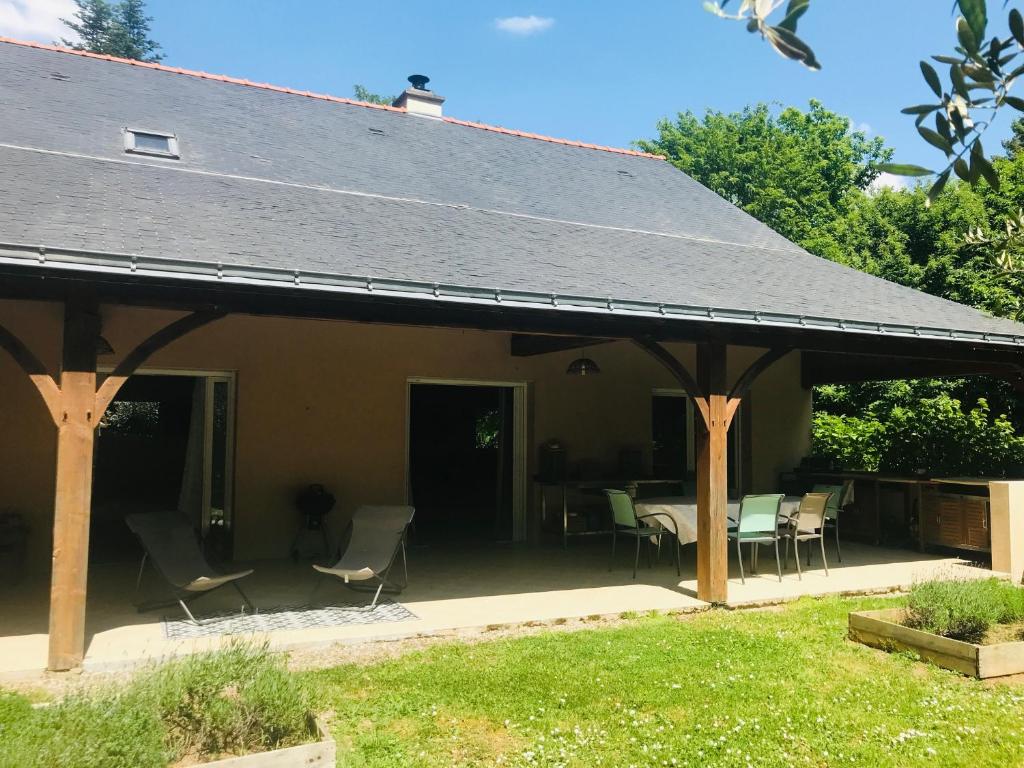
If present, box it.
[134,640,313,762]
[905,578,1024,643]
[0,642,314,768]
[812,393,1024,476]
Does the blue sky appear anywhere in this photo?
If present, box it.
[4,1,1016,181]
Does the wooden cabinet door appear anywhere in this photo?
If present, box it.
[921,489,941,544]
[963,497,990,551]
[935,494,964,548]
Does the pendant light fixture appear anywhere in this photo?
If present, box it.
[566,347,601,376]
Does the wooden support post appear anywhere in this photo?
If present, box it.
[633,339,789,604]
[0,304,224,671]
[47,298,100,671]
[696,342,729,604]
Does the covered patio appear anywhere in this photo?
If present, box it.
[1,38,1024,675]
[0,537,989,677]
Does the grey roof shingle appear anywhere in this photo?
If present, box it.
[0,39,1022,343]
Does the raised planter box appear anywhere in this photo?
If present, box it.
[849,608,1024,679]
[198,717,335,767]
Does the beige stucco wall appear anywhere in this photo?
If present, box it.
[0,299,811,572]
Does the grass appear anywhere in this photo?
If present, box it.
[306,596,1024,767]
[0,642,314,768]
[905,578,1024,643]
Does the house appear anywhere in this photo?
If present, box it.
[1,37,1023,672]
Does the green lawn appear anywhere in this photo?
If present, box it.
[308,596,1024,768]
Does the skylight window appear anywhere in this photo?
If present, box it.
[124,128,179,159]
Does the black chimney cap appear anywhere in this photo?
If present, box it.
[407,74,430,91]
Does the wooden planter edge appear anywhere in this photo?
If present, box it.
[197,716,335,768]
[849,608,1024,679]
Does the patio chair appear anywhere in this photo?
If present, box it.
[125,511,254,624]
[812,481,853,562]
[781,492,832,580]
[605,489,673,579]
[312,505,415,608]
[728,494,785,584]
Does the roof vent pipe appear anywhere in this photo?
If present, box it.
[392,74,445,117]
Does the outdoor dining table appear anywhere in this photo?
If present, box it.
[634,495,803,546]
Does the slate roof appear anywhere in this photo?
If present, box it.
[0,38,1022,346]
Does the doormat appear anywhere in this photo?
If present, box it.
[163,599,417,639]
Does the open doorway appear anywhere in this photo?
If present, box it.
[407,382,524,544]
[91,371,235,564]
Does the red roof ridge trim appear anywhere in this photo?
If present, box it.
[0,36,666,160]
[0,36,405,112]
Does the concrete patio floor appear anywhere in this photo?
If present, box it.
[0,538,994,678]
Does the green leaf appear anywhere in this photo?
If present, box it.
[933,55,964,65]
[963,63,995,82]
[957,16,979,55]
[954,158,971,180]
[918,125,954,155]
[1004,95,1024,111]
[920,61,943,98]
[950,108,967,141]
[1011,8,1024,47]
[968,148,982,185]
[777,0,810,33]
[958,0,987,46]
[971,140,1000,190]
[950,64,969,99]
[877,163,935,177]
[764,25,821,70]
[901,104,940,115]
[935,112,953,143]
[926,169,952,207]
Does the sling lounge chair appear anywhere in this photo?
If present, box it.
[312,505,415,608]
[126,511,254,624]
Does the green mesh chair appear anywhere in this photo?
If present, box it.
[812,482,852,562]
[727,494,784,584]
[605,489,668,579]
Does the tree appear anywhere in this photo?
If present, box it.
[106,0,162,63]
[59,0,162,63]
[60,0,112,52]
[638,98,1024,474]
[353,85,395,106]
[636,101,891,247]
[706,1,1024,204]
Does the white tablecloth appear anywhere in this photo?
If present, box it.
[634,496,802,546]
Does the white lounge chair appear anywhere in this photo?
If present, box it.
[126,511,254,624]
[312,505,415,608]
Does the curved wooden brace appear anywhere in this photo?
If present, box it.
[95,310,226,416]
[0,323,63,426]
[632,337,710,428]
[724,347,792,425]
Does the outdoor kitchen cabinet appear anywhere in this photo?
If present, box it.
[921,487,991,553]
[786,471,999,553]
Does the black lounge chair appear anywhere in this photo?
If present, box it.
[312,505,415,608]
[126,511,254,624]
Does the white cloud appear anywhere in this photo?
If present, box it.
[868,171,913,194]
[0,0,78,44]
[494,15,555,36]
[853,121,872,135]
